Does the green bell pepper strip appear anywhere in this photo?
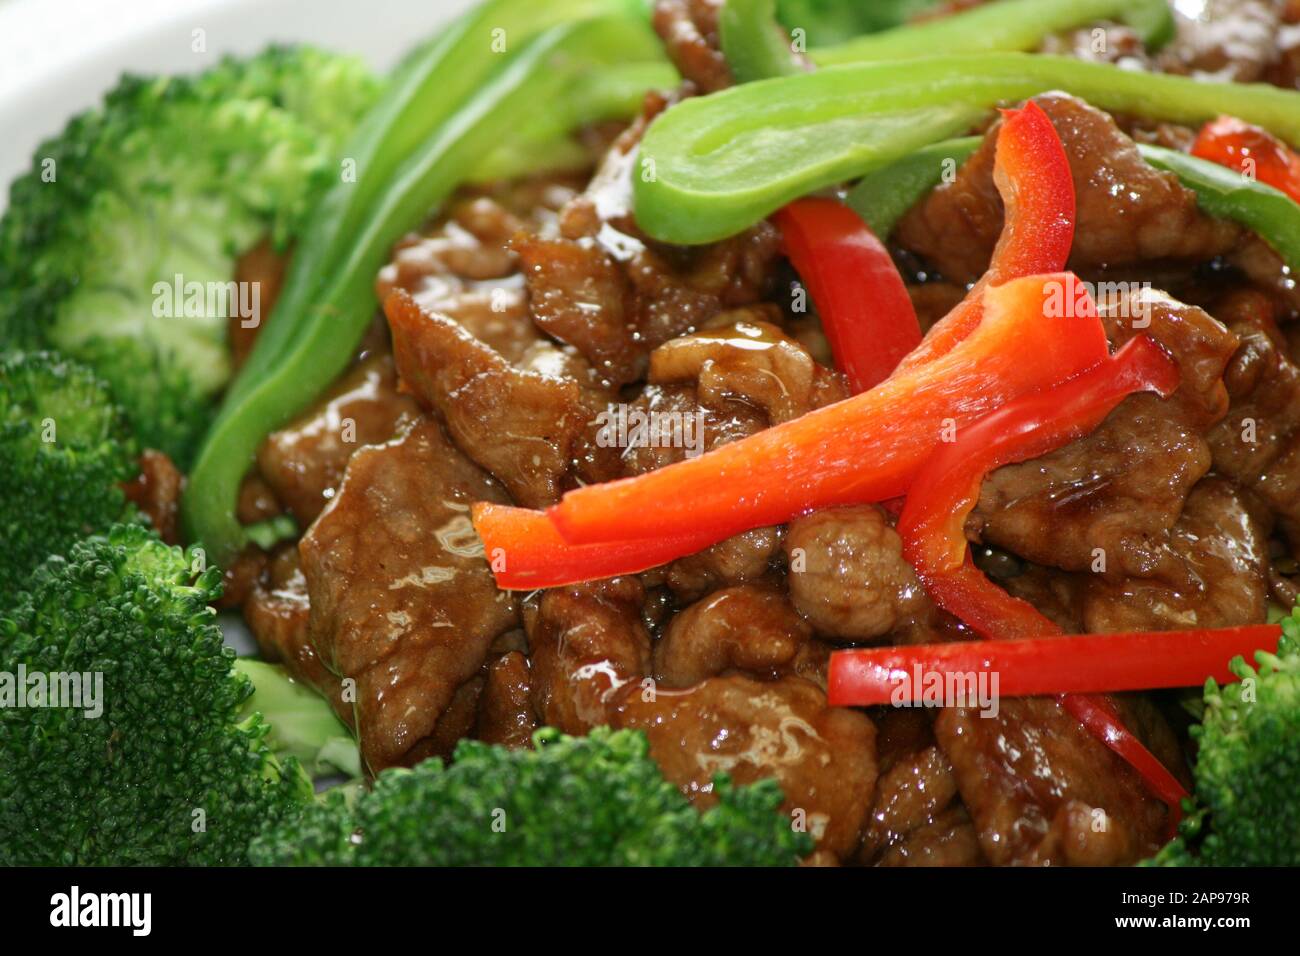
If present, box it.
[222,0,648,413]
[721,0,1174,83]
[844,135,1300,276]
[473,60,678,183]
[846,135,980,236]
[183,16,663,562]
[633,52,1300,245]
[811,0,1175,66]
[1139,144,1300,274]
[244,514,299,552]
[774,1,943,46]
[720,0,804,84]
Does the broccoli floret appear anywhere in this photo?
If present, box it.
[1150,611,1300,866]
[0,46,379,464]
[251,727,812,866]
[0,524,312,865]
[0,351,139,600]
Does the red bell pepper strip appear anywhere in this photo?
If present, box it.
[899,555,1192,817]
[897,331,1178,645]
[924,556,1065,641]
[1193,115,1300,205]
[1058,695,1189,814]
[774,198,920,392]
[827,624,1281,705]
[831,613,1271,813]
[891,331,1188,813]
[893,100,1076,375]
[472,502,720,590]
[899,333,1180,581]
[548,271,1109,548]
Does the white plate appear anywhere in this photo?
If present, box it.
[0,0,476,206]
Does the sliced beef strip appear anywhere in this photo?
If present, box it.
[1267,13,1300,87]
[662,527,786,600]
[620,370,768,521]
[515,220,784,388]
[1099,289,1238,426]
[1226,235,1300,319]
[616,381,783,598]
[875,805,985,867]
[228,238,289,371]
[652,0,732,93]
[1156,0,1285,83]
[999,562,1087,633]
[377,184,578,366]
[511,112,668,387]
[511,96,663,387]
[378,176,619,501]
[1082,476,1273,631]
[422,676,487,760]
[783,505,932,642]
[237,474,282,525]
[853,707,982,865]
[789,637,835,692]
[255,350,422,526]
[474,650,536,750]
[524,576,653,735]
[621,222,785,377]
[514,231,640,384]
[933,696,1170,865]
[299,417,519,771]
[638,310,842,454]
[217,546,268,610]
[858,745,963,863]
[122,449,183,545]
[1208,305,1300,539]
[654,584,811,687]
[612,674,877,861]
[244,545,353,727]
[630,320,847,597]
[894,93,1241,284]
[386,288,595,509]
[1040,24,1148,68]
[970,288,1238,580]
[871,706,935,773]
[515,92,783,387]
[649,315,820,424]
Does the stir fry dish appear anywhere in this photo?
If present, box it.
[3,0,1300,868]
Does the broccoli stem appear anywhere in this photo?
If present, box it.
[233,658,360,780]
